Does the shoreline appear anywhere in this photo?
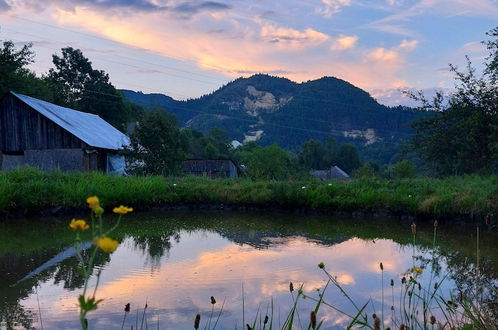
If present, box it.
[2,201,495,231]
[0,168,496,228]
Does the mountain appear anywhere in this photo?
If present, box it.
[121,74,430,162]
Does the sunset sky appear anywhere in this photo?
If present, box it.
[1,0,497,105]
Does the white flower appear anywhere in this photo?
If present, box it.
[301,186,306,189]
[173,183,177,187]
[408,194,412,198]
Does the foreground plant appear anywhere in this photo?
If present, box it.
[70,196,133,330]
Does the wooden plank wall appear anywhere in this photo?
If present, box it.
[0,94,86,152]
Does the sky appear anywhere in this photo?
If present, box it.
[0,0,497,106]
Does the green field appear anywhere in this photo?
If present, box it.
[0,167,497,221]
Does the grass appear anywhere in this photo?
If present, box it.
[0,167,496,222]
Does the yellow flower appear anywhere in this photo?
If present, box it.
[412,267,423,275]
[86,196,100,210]
[113,205,133,215]
[94,237,119,253]
[69,219,90,231]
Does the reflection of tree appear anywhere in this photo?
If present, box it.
[131,230,180,268]
[411,244,498,322]
[0,248,111,329]
[52,249,111,290]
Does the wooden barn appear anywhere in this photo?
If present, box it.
[0,91,130,173]
[182,159,238,178]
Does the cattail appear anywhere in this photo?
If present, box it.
[194,314,200,330]
[411,223,416,235]
[418,283,421,291]
[310,311,317,329]
[124,303,130,313]
[401,277,406,284]
[246,324,252,330]
[210,296,216,305]
[372,313,377,319]
[434,282,438,290]
[380,262,384,271]
[390,279,394,287]
[263,315,268,325]
[430,315,436,325]
[434,220,438,228]
[399,324,406,330]
[373,315,381,330]
[408,290,412,297]
[289,282,294,292]
[386,328,391,330]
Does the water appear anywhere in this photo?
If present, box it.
[1,212,497,329]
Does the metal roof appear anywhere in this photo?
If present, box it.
[331,166,350,179]
[12,92,130,150]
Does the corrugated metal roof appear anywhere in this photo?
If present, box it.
[12,92,130,150]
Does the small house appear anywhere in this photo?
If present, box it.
[183,159,238,178]
[0,92,130,173]
[310,165,350,181]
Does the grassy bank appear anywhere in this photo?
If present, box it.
[0,167,497,221]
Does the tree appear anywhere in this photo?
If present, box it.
[323,137,337,167]
[336,144,361,174]
[0,40,53,100]
[392,160,417,179]
[298,140,325,170]
[127,109,185,176]
[239,144,296,180]
[408,26,498,176]
[354,162,379,179]
[49,47,129,130]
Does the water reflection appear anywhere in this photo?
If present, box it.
[1,212,497,329]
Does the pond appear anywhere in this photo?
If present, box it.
[1,212,497,329]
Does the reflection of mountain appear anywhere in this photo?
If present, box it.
[215,228,347,249]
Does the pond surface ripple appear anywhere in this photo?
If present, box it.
[1,211,497,329]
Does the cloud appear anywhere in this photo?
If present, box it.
[398,39,418,51]
[260,25,329,50]
[330,35,358,51]
[9,0,231,17]
[316,0,351,18]
[172,1,231,15]
[370,47,399,62]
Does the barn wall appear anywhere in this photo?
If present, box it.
[0,94,85,152]
[1,149,85,171]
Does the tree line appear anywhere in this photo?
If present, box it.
[1,24,497,179]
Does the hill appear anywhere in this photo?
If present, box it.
[121,74,430,163]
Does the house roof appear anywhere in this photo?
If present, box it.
[331,166,350,179]
[11,92,130,150]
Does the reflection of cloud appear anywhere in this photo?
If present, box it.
[24,233,423,329]
[336,273,355,285]
[0,0,11,11]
